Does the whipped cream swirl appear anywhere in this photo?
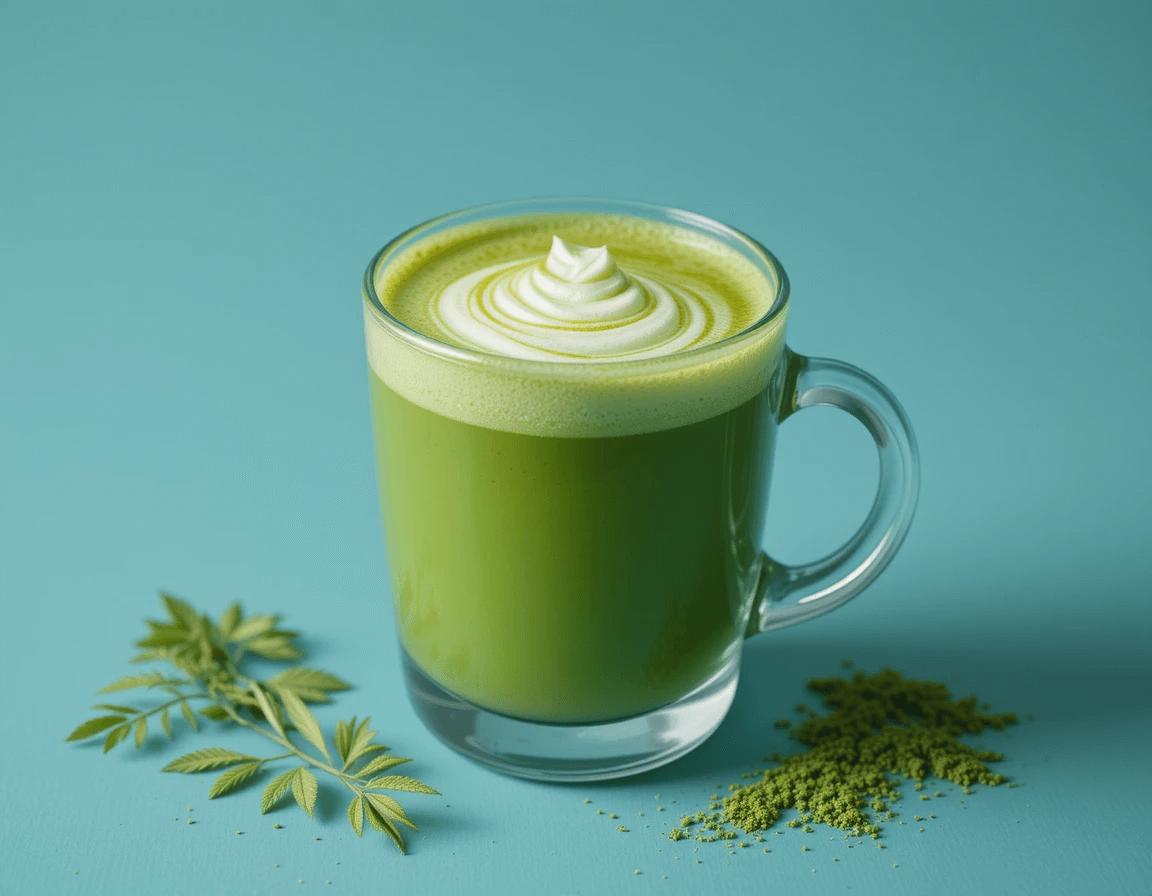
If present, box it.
[431,236,730,361]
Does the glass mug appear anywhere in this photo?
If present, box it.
[362,198,919,781]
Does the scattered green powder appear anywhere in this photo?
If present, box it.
[672,667,1017,844]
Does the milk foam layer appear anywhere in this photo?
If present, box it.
[433,236,731,362]
[364,212,788,437]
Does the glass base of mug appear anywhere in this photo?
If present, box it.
[401,648,740,782]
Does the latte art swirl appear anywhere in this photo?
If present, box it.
[432,236,731,361]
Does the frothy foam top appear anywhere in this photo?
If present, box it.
[364,212,787,437]
[432,236,732,361]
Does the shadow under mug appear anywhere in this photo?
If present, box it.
[362,198,919,781]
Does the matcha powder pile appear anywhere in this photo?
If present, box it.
[672,666,1018,842]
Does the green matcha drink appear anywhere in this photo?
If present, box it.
[364,210,787,724]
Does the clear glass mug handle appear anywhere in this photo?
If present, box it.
[746,348,920,635]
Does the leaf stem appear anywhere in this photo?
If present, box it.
[215,699,360,784]
[135,693,211,720]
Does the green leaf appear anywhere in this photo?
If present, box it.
[268,668,351,697]
[276,687,332,704]
[199,705,230,721]
[160,707,172,739]
[278,689,330,761]
[291,768,319,818]
[162,747,259,773]
[365,792,418,830]
[219,684,258,707]
[97,672,165,694]
[355,754,411,779]
[218,602,242,638]
[350,745,391,768]
[104,724,131,753]
[348,795,365,837]
[66,715,127,742]
[196,615,215,648]
[180,699,199,732]
[250,683,285,739]
[135,623,190,649]
[261,769,297,813]
[134,717,148,748]
[334,717,354,765]
[92,703,140,714]
[130,649,168,664]
[244,635,302,661]
[364,799,405,853]
[344,717,387,768]
[209,762,262,798]
[228,615,279,642]
[364,775,439,795]
[161,592,200,631]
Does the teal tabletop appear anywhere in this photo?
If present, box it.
[2,2,1150,894]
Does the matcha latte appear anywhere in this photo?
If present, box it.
[364,208,788,724]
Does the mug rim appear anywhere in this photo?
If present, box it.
[361,196,791,372]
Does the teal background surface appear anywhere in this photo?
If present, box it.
[2,1,1150,893]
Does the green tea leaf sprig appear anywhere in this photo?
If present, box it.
[66,592,438,853]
